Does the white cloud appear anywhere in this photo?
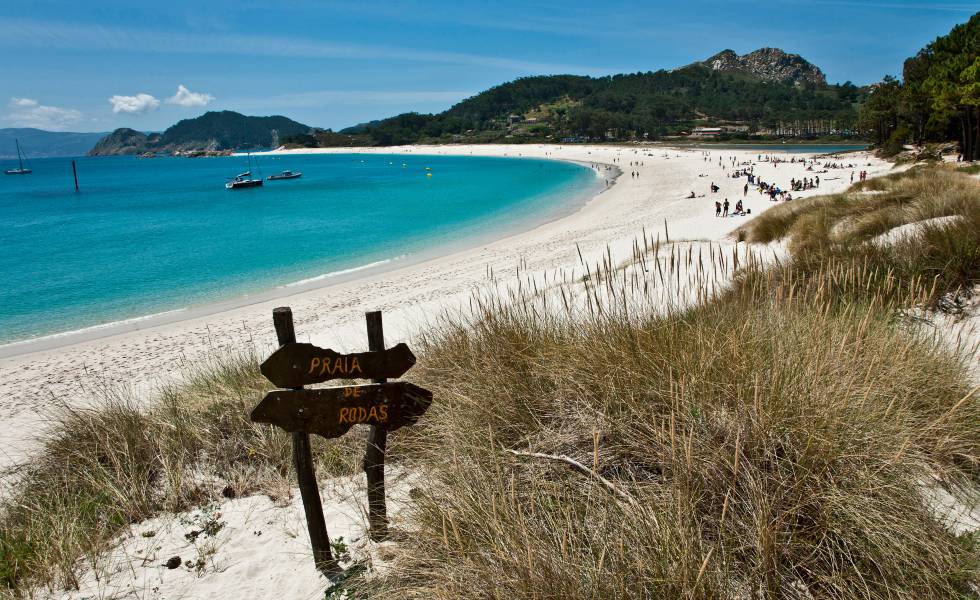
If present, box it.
[6,97,82,131]
[109,93,160,114]
[166,84,215,107]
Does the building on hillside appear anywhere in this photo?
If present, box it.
[690,127,723,138]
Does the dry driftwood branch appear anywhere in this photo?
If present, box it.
[503,448,639,507]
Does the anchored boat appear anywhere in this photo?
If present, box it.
[226,171,263,189]
[268,170,302,180]
[4,139,32,175]
[226,152,263,189]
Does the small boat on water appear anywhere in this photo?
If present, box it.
[5,139,32,175]
[267,170,302,180]
[226,171,263,189]
[225,153,263,189]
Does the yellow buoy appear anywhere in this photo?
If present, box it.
[426,172,433,177]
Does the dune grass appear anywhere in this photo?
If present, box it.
[742,166,978,250]
[0,165,978,598]
[371,290,978,598]
[737,167,980,312]
[363,165,980,598]
[0,352,365,594]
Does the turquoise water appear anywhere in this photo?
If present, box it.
[0,153,598,344]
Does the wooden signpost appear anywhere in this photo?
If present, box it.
[260,341,416,388]
[252,307,432,574]
[251,382,433,440]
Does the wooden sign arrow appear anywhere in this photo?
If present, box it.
[250,382,433,440]
[260,342,416,388]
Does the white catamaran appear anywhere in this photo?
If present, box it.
[5,139,32,175]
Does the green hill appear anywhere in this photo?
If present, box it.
[89,111,311,156]
[156,111,311,150]
[324,50,864,146]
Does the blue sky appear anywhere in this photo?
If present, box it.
[1,1,975,132]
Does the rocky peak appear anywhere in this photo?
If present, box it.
[702,47,826,86]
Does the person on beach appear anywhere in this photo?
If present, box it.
[723,199,729,217]
[743,183,748,196]
[715,201,721,217]
[735,199,743,214]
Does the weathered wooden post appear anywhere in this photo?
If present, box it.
[363,310,388,540]
[252,307,432,570]
[271,307,337,573]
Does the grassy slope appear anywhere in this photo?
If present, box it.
[370,165,980,598]
[1,166,978,598]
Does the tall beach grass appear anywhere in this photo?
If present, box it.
[0,165,977,598]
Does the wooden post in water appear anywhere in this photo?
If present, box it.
[271,307,336,573]
[363,310,389,540]
[71,160,79,192]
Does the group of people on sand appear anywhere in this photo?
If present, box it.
[758,180,793,201]
[692,149,866,218]
[790,176,819,191]
[715,198,748,217]
[689,149,883,221]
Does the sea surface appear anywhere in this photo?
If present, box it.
[0,153,599,344]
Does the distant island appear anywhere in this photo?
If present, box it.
[0,128,108,159]
[88,111,311,156]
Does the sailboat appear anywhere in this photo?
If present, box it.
[225,152,263,189]
[5,140,32,175]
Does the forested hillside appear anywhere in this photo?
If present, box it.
[293,50,864,147]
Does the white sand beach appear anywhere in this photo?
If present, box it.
[0,144,892,470]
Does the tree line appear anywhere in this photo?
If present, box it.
[282,66,864,148]
[859,12,980,158]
